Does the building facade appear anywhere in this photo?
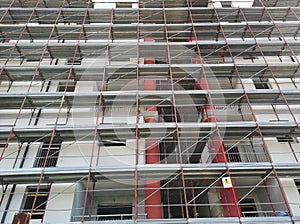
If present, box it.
[0,0,300,223]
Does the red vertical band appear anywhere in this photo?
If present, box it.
[197,77,242,217]
[144,180,162,219]
[144,52,162,218]
[144,80,157,112]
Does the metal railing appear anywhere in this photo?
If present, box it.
[72,213,147,222]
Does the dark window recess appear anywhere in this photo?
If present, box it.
[155,59,167,64]
[253,78,270,89]
[99,140,126,147]
[25,59,39,62]
[54,58,59,65]
[291,56,296,62]
[240,198,258,217]
[226,145,242,162]
[116,2,132,7]
[0,144,5,161]
[243,55,257,60]
[57,81,76,92]
[66,58,81,65]
[277,137,298,143]
[97,204,132,220]
[295,180,300,194]
[34,109,42,126]
[34,142,61,167]
[22,187,50,219]
[243,55,257,62]
[221,1,231,7]
[45,81,51,92]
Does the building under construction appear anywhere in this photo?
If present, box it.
[1,0,300,223]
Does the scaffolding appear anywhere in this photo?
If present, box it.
[0,0,300,223]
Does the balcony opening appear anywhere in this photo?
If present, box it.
[99,139,126,147]
[21,186,50,220]
[226,145,242,162]
[253,78,270,89]
[65,58,82,65]
[161,179,211,219]
[57,81,76,92]
[240,198,258,217]
[116,2,132,8]
[97,204,132,220]
[221,1,232,7]
[34,142,61,167]
[277,136,299,143]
